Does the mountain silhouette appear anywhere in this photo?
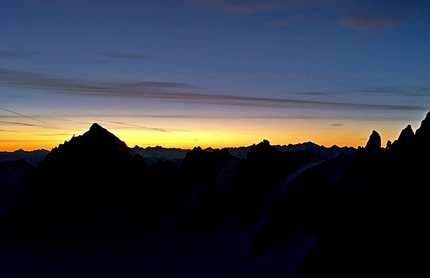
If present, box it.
[2,123,148,237]
[390,124,414,151]
[0,159,36,221]
[0,149,48,165]
[1,114,429,277]
[364,130,381,151]
[293,112,430,277]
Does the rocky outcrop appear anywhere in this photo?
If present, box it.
[3,112,430,277]
[2,123,148,237]
[0,160,36,221]
[364,130,381,151]
[391,124,414,151]
[414,110,430,144]
[293,112,430,277]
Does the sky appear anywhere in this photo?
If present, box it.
[1,0,430,151]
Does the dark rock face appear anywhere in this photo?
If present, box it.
[1,129,350,241]
[398,124,414,144]
[414,111,430,142]
[364,130,381,151]
[0,160,36,220]
[391,124,414,150]
[3,112,430,277]
[2,123,148,237]
[235,140,297,223]
[179,147,231,189]
[293,112,430,277]
[173,147,233,230]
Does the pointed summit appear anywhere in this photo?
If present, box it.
[3,124,147,237]
[84,123,128,150]
[41,122,146,179]
[45,123,133,161]
[414,111,430,148]
[365,130,381,151]
[87,122,112,138]
[391,124,414,151]
[89,122,103,131]
[87,123,118,141]
[398,125,414,143]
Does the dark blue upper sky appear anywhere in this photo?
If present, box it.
[1,0,430,150]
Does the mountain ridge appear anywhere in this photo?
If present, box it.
[2,133,356,166]
[1,113,429,277]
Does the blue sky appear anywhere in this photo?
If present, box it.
[1,0,430,150]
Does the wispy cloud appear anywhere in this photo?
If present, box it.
[2,113,414,122]
[0,108,66,131]
[199,0,429,31]
[0,50,37,59]
[339,14,403,31]
[338,0,430,31]
[91,60,111,65]
[0,120,38,127]
[0,139,54,143]
[0,68,192,95]
[196,0,332,14]
[0,107,46,124]
[109,81,195,89]
[294,92,329,96]
[10,0,155,15]
[266,19,290,27]
[0,68,427,112]
[102,51,156,60]
[357,86,430,98]
[34,133,74,137]
[100,120,190,133]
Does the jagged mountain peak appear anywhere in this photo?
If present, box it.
[399,124,414,140]
[55,123,126,151]
[414,111,430,145]
[43,123,143,168]
[391,124,414,151]
[82,123,127,147]
[89,122,103,131]
[2,123,148,237]
[364,130,381,151]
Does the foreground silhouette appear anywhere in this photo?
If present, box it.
[0,112,429,277]
[294,112,430,277]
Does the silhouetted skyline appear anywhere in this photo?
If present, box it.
[1,0,430,150]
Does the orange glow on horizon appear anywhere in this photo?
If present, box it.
[0,117,415,152]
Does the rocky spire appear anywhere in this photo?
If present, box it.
[391,124,414,151]
[414,111,430,149]
[365,130,381,151]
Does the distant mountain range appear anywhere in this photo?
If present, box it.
[2,139,355,166]
[0,149,49,165]
[0,113,429,277]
